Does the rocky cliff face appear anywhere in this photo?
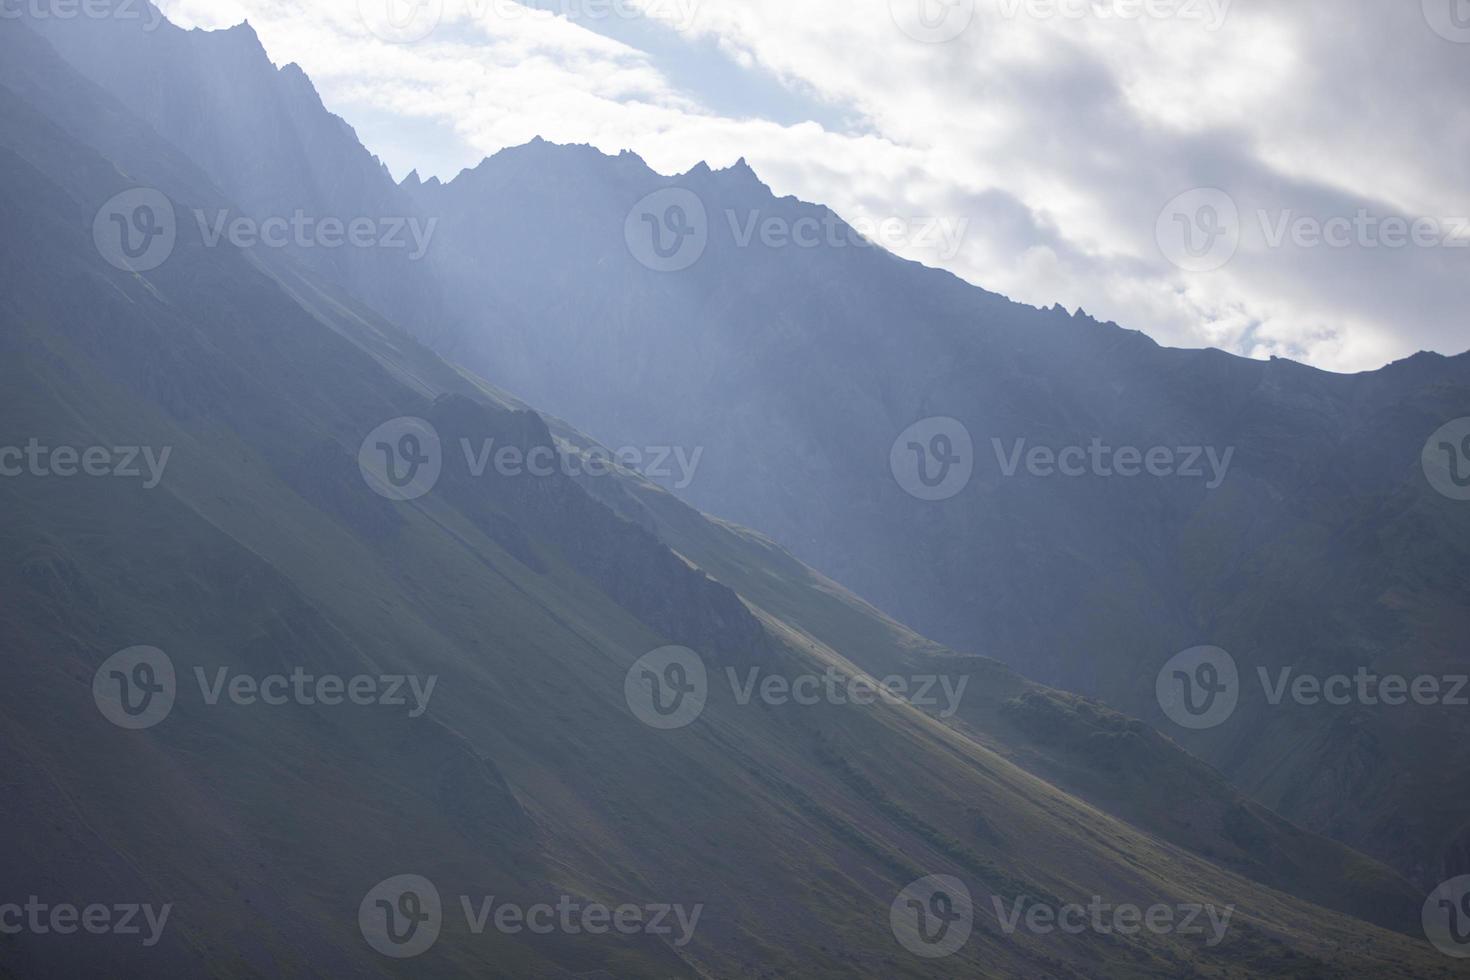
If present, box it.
[28,3,450,336]
[424,392,773,661]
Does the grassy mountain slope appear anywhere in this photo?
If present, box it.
[28,3,1470,887]
[1,17,1464,978]
[407,135,1470,887]
[569,453,1425,935]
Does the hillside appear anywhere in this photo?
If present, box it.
[2,15,1464,977]
[28,1,1470,885]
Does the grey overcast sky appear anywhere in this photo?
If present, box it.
[158,0,1469,372]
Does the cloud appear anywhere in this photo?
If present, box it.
[155,0,1469,372]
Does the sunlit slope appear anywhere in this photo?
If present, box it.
[0,19,1463,979]
[27,2,1470,884]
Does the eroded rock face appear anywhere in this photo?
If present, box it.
[426,393,771,662]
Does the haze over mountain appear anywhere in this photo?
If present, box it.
[5,3,1470,977]
[148,0,1470,373]
[31,1,1470,889]
[420,146,1470,886]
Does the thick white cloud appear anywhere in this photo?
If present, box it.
[156,0,1468,372]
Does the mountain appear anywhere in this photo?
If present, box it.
[33,1,1470,892]
[24,3,450,339]
[576,451,1430,936]
[2,12,1464,978]
[410,112,1470,891]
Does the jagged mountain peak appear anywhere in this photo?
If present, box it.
[438,137,779,205]
[153,5,267,51]
[4,13,1469,977]
[214,18,260,42]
